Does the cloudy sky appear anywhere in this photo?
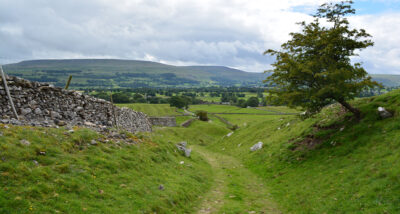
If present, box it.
[1,0,399,74]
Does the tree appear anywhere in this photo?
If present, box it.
[264,1,380,118]
[169,96,188,109]
[246,97,259,107]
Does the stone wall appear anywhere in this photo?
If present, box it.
[0,75,152,133]
[149,117,177,127]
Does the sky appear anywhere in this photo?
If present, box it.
[0,0,399,74]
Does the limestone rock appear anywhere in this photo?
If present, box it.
[20,108,32,115]
[250,142,263,151]
[378,107,392,119]
[20,139,31,146]
[176,141,191,157]
[0,75,152,133]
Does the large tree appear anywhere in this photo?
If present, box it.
[264,1,380,118]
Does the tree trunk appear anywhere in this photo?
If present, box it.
[337,99,361,119]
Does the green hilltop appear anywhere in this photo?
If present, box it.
[3,59,267,88]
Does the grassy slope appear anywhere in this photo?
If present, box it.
[0,124,216,213]
[205,90,400,213]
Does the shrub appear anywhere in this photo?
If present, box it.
[196,111,208,121]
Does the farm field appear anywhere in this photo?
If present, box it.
[189,104,298,114]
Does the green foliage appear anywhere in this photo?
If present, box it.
[264,1,380,117]
[111,92,131,103]
[196,111,209,121]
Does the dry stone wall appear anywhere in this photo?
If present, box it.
[0,75,152,133]
[149,117,177,127]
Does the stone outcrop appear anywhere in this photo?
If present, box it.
[0,75,152,133]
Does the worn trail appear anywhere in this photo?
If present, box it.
[194,146,281,214]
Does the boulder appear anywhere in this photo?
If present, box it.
[250,142,263,151]
[378,107,392,119]
[20,139,31,146]
[176,141,191,157]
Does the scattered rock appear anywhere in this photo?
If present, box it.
[176,141,191,157]
[179,161,184,165]
[378,107,392,119]
[39,151,46,155]
[159,185,164,190]
[226,132,234,137]
[340,127,345,132]
[98,189,104,194]
[90,140,98,145]
[33,160,39,165]
[250,142,263,151]
[20,139,31,146]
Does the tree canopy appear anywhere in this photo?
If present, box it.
[264,1,380,118]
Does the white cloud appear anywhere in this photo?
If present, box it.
[0,0,399,74]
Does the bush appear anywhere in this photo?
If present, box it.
[246,97,259,107]
[196,111,208,121]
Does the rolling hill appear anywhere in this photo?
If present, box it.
[3,59,399,89]
[3,59,267,88]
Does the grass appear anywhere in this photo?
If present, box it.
[0,125,213,213]
[205,89,400,213]
[117,103,181,117]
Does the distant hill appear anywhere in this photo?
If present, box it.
[3,59,267,88]
[369,74,400,87]
[3,59,398,88]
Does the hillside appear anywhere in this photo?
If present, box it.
[3,59,266,88]
[193,90,400,213]
[2,89,400,212]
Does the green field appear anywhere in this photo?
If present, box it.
[189,104,298,114]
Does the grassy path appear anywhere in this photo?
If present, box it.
[193,146,281,214]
